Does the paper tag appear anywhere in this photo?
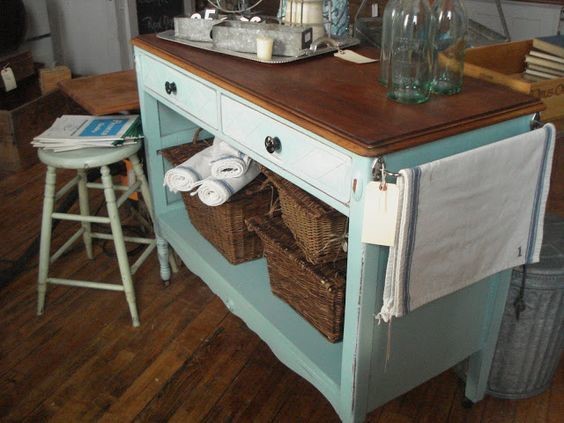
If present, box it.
[334,50,378,64]
[361,182,400,246]
[1,67,17,92]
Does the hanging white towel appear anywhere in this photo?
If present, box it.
[379,124,556,323]
[163,144,216,192]
[197,162,261,206]
[209,138,252,179]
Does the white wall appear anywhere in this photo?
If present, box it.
[22,0,56,68]
[44,0,193,76]
[45,0,124,75]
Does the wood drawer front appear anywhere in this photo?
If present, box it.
[221,95,352,204]
[141,54,218,129]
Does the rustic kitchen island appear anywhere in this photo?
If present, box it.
[132,34,544,422]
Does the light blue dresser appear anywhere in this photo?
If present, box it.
[132,34,543,422]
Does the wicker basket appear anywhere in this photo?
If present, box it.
[247,216,347,342]
[262,168,348,265]
[161,142,274,264]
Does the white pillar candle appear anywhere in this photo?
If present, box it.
[256,36,274,61]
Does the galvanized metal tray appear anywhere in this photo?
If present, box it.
[157,30,359,64]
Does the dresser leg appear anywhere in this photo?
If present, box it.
[464,271,511,402]
[157,236,171,285]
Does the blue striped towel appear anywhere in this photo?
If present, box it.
[378,124,556,322]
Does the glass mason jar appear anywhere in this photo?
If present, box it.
[379,0,401,85]
[387,0,435,104]
[431,0,468,95]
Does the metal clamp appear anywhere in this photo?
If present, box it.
[530,112,544,130]
[371,157,400,182]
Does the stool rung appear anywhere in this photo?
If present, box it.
[116,181,142,208]
[131,242,157,275]
[86,182,132,191]
[51,212,111,224]
[51,227,85,264]
[47,277,125,291]
[90,232,155,245]
[55,175,80,201]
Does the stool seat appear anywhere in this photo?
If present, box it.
[38,143,142,169]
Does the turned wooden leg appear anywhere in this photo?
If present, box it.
[101,165,140,327]
[77,169,93,259]
[37,166,57,316]
[129,153,172,284]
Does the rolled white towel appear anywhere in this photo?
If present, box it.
[197,162,260,206]
[210,138,252,179]
[163,144,215,192]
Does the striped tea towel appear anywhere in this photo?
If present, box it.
[378,124,556,322]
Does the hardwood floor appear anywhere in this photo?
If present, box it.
[0,162,562,422]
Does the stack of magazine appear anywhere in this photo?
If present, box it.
[32,115,144,152]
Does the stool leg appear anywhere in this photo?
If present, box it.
[101,165,140,327]
[77,169,93,260]
[37,166,57,315]
[129,153,171,284]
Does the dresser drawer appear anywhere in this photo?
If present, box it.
[140,54,218,129]
[221,95,352,204]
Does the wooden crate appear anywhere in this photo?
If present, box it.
[0,50,34,91]
[0,87,81,171]
[39,66,72,94]
[465,40,564,122]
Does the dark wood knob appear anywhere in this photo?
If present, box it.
[165,81,177,95]
[264,136,280,154]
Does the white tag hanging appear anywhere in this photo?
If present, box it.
[1,66,17,92]
[361,181,400,246]
[334,50,377,64]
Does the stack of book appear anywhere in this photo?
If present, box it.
[524,35,564,81]
[32,115,143,152]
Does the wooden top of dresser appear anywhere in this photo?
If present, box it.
[132,34,543,157]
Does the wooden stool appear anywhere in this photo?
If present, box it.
[36,143,159,327]
[55,70,175,287]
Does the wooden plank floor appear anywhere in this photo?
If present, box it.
[0,162,562,422]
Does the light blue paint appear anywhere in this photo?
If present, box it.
[134,45,533,422]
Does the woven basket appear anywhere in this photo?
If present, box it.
[161,142,273,264]
[247,216,346,343]
[262,168,348,265]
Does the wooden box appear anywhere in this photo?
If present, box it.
[39,66,72,94]
[0,84,81,172]
[465,40,564,122]
[0,50,34,91]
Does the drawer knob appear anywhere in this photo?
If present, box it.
[264,136,281,154]
[165,81,177,95]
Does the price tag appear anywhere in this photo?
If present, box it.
[1,66,17,92]
[361,181,400,246]
[334,50,378,64]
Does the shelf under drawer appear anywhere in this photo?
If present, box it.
[158,207,344,405]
